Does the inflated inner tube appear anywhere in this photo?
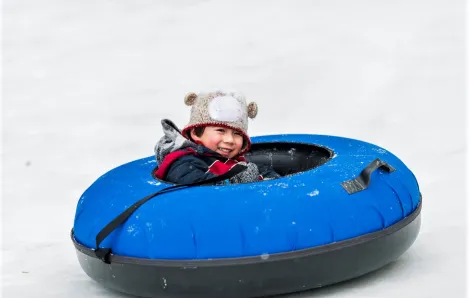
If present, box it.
[72,134,422,298]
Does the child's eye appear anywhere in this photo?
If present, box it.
[216,128,225,132]
[234,132,242,136]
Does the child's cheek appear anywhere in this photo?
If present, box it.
[211,135,222,144]
[210,136,222,148]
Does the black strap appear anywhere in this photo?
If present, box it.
[94,163,247,264]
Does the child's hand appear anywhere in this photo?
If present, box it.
[229,162,260,184]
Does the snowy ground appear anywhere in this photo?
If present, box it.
[2,0,466,297]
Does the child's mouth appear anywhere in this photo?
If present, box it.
[218,148,233,155]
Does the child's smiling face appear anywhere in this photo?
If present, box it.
[191,126,244,158]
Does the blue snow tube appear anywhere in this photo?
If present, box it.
[71,134,421,298]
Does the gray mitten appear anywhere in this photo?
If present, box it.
[229,162,260,184]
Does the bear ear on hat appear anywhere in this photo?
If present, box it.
[247,102,258,119]
[184,92,197,106]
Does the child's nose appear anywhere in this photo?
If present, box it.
[223,133,234,143]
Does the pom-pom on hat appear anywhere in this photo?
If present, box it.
[181,90,258,154]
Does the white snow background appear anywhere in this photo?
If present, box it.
[2,0,466,297]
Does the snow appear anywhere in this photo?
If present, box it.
[261,253,270,261]
[1,0,466,297]
[307,190,320,197]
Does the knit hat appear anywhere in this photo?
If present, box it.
[181,90,258,155]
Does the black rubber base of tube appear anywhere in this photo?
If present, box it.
[72,200,421,298]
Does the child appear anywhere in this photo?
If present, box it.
[154,90,280,185]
